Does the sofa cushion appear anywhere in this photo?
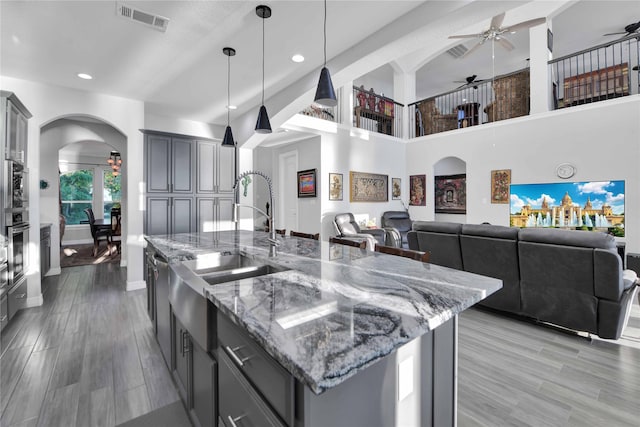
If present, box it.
[518,228,616,250]
[461,223,519,240]
[412,221,462,234]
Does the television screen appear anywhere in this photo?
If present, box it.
[510,180,625,237]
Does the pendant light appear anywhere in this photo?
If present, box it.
[314,0,337,107]
[221,47,236,147]
[255,5,272,134]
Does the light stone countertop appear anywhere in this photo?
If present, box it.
[145,230,501,394]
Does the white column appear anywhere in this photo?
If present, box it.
[529,19,553,114]
[393,69,416,139]
[340,80,354,127]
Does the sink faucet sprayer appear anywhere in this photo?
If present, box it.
[233,170,278,257]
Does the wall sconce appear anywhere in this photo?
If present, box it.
[108,150,122,176]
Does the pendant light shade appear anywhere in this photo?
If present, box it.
[255,5,272,134]
[314,67,337,107]
[221,46,236,147]
[314,0,337,107]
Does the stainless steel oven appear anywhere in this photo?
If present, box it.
[9,162,28,209]
[7,222,29,287]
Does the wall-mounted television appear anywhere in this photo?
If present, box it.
[510,180,625,237]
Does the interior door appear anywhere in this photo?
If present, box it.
[279,151,298,233]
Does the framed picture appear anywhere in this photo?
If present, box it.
[491,169,511,204]
[297,169,317,198]
[329,173,343,201]
[349,171,388,202]
[435,174,466,213]
[392,178,401,200]
[409,175,426,206]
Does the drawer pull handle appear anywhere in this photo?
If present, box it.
[16,293,27,299]
[227,414,245,427]
[0,315,7,322]
[225,345,247,367]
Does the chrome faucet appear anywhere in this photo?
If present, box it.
[233,170,278,257]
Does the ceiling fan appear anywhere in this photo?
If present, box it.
[453,75,486,89]
[449,12,546,58]
[603,21,640,37]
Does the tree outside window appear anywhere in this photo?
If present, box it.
[60,169,93,225]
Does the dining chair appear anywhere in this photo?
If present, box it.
[84,208,112,257]
[374,244,430,263]
[329,236,367,249]
[290,231,320,240]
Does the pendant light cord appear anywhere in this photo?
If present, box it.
[323,0,327,67]
[262,14,265,105]
[227,53,231,125]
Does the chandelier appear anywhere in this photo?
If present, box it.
[107,151,122,176]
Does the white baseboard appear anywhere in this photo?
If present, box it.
[126,280,146,292]
[26,293,44,308]
[46,267,61,276]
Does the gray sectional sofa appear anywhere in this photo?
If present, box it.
[408,221,639,339]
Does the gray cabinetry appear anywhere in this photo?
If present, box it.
[1,91,32,165]
[0,293,7,332]
[146,135,194,194]
[174,313,216,427]
[143,131,233,236]
[40,225,51,279]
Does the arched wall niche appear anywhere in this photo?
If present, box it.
[433,156,467,224]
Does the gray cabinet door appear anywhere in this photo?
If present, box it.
[174,315,191,405]
[172,197,194,234]
[196,198,216,233]
[146,135,171,193]
[146,197,171,235]
[196,140,216,194]
[217,197,235,232]
[192,342,216,427]
[217,145,235,193]
[172,137,194,193]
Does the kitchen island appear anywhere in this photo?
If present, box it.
[145,231,501,427]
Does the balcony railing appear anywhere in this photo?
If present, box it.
[409,68,530,138]
[549,34,639,109]
[353,86,403,138]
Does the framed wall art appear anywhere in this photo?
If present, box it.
[349,171,388,202]
[491,169,511,204]
[329,173,343,201]
[297,169,317,198]
[435,174,466,213]
[392,178,401,200]
[409,175,426,206]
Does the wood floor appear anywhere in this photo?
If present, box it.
[1,264,639,426]
[0,264,179,427]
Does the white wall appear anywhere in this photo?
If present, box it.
[407,96,640,252]
[1,76,145,298]
[144,112,224,140]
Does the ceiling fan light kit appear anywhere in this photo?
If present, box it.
[314,0,337,107]
[255,5,272,134]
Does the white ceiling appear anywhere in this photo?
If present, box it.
[1,0,639,140]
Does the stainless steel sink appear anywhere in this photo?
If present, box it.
[182,252,288,285]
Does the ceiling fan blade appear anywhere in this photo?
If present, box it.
[505,17,546,33]
[603,31,627,36]
[461,41,483,58]
[448,34,481,39]
[497,37,515,51]
[490,12,505,29]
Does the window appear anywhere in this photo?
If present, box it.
[60,169,93,225]
[103,170,121,220]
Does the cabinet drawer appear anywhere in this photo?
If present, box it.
[8,278,27,320]
[217,312,294,427]
[218,349,285,427]
[1,295,8,332]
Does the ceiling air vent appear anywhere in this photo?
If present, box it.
[446,44,468,59]
[116,2,169,32]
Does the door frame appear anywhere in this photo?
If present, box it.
[278,150,298,233]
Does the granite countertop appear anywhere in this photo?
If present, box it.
[145,231,501,394]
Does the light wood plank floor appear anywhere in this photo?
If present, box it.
[1,264,638,426]
[0,264,179,427]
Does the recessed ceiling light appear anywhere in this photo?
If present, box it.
[227,105,237,110]
[291,54,304,63]
[77,73,93,80]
